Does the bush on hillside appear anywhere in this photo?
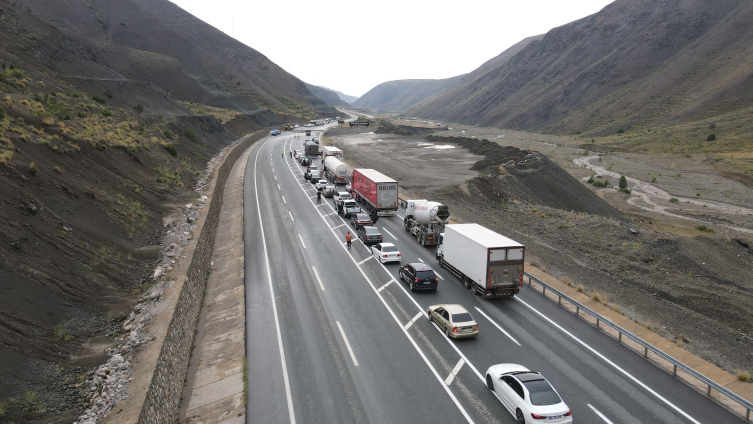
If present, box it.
[0,106,5,119]
[101,109,113,117]
[164,143,177,156]
[707,134,716,141]
[186,129,195,141]
[92,94,106,104]
[162,129,173,139]
[619,175,627,189]
[133,104,144,113]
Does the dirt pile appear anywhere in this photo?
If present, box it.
[376,120,446,136]
[426,135,621,218]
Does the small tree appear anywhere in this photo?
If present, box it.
[707,134,716,141]
[0,106,5,120]
[164,143,177,156]
[186,129,195,141]
[619,175,627,189]
[133,104,144,113]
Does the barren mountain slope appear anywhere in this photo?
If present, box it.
[18,0,336,119]
[352,75,465,112]
[406,0,753,136]
[304,83,350,107]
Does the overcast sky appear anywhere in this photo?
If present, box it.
[169,0,614,98]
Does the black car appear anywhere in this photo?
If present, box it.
[351,213,373,230]
[357,225,382,245]
[400,263,439,292]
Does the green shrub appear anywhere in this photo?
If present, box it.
[101,109,113,117]
[696,192,701,196]
[164,143,177,156]
[619,175,627,189]
[669,197,678,203]
[186,129,195,141]
[9,63,15,70]
[651,176,657,183]
[707,134,716,141]
[708,123,716,130]
[587,176,594,184]
[617,128,625,134]
[29,162,38,175]
[104,90,113,99]
[619,188,631,194]
[78,112,87,118]
[133,104,144,113]
[53,324,73,341]
[0,106,5,119]
[603,179,610,187]
[11,69,23,78]
[92,94,106,104]
[696,225,715,234]
[592,180,605,188]
[162,129,173,139]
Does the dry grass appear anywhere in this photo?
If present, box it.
[735,371,752,382]
[180,101,242,124]
[576,285,584,293]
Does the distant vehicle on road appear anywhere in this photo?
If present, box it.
[403,199,451,247]
[324,184,338,197]
[371,242,401,264]
[306,130,312,136]
[485,364,572,424]
[304,141,320,156]
[427,304,478,338]
[352,169,398,216]
[350,213,372,230]
[308,170,321,183]
[324,157,349,185]
[305,165,318,180]
[436,223,524,298]
[271,129,281,136]
[333,192,352,205]
[400,263,438,291]
[315,179,328,191]
[322,146,344,160]
[357,225,382,244]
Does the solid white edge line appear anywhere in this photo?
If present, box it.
[312,266,325,292]
[373,252,485,383]
[515,297,701,424]
[288,211,294,222]
[281,137,475,424]
[298,234,306,249]
[253,138,296,424]
[587,404,614,424]
[473,307,521,346]
[336,321,359,366]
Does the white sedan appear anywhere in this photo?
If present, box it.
[485,364,572,424]
[371,242,401,264]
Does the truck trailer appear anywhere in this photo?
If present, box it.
[436,224,525,298]
[403,199,450,246]
[321,146,344,160]
[351,169,398,216]
[324,156,349,184]
[304,141,320,156]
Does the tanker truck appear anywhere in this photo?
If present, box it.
[403,199,451,247]
[324,156,349,184]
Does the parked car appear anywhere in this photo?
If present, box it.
[485,364,572,424]
[351,213,373,230]
[427,304,478,338]
[305,165,318,180]
[357,225,382,244]
[309,170,321,183]
[334,191,352,204]
[400,263,438,291]
[315,179,328,191]
[324,185,338,197]
[371,242,401,264]
[293,150,300,159]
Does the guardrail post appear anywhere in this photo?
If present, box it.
[542,286,546,296]
[644,347,648,357]
[596,318,600,329]
[558,296,561,305]
[673,364,677,376]
[576,306,579,316]
[707,385,712,397]
[746,407,750,421]
[618,332,622,342]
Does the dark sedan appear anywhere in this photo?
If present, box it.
[400,263,439,292]
[351,213,373,230]
[357,226,382,245]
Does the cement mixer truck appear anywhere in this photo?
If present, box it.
[324,156,349,184]
[403,199,451,247]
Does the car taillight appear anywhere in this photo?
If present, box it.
[453,327,458,333]
[434,278,438,281]
[530,413,546,419]
[563,411,572,417]
[383,254,387,258]
[414,279,418,282]
[397,253,401,257]
[475,325,478,331]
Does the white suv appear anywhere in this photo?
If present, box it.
[334,192,352,204]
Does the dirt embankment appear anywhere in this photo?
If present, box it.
[426,135,622,219]
[375,120,447,136]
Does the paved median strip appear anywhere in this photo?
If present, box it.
[404,312,423,330]
[377,280,393,292]
[445,359,466,386]
[358,256,373,265]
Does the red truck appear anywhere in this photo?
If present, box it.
[352,169,398,216]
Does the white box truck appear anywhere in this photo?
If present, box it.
[436,223,525,298]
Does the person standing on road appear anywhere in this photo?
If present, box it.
[346,231,352,250]
[317,190,322,204]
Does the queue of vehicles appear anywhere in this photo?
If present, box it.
[287,136,571,424]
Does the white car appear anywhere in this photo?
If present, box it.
[315,179,328,190]
[371,242,401,264]
[333,191,352,204]
[485,364,572,424]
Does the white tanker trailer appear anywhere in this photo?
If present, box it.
[323,156,349,184]
[403,199,451,246]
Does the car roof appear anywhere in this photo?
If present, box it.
[437,304,468,314]
[362,225,378,230]
[514,372,545,383]
[409,262,433,271]
[356,213,370,217]
[380,242,395,247]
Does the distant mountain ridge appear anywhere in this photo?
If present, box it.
[406,0,753,135]
[353,35,542,112]
[321,87,359,104]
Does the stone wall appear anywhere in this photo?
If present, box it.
[137,130,269,424]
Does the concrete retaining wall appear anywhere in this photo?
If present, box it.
[137,130,269,424]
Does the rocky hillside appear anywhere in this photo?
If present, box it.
[406,0,753,138]
[0,0,328,421]
[304,83,350,107]
[352,75,465,112]
[327,87,358,105]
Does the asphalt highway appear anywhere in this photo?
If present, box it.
[243,131,740,424]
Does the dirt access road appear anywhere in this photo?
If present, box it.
[324,124,753,377]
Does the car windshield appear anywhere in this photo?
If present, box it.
[416,270,435,279]
[382,246,398,252]
[452,312,473,323]
[357,215,370,220]
[523,380,562,406]
[344,202,357,207]
[365,228,380,235]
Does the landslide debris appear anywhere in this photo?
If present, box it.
[426,135,621,218]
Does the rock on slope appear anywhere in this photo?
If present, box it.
[407,0,753,135]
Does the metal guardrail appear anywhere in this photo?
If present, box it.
[524,272,753,421]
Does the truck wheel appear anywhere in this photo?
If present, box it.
[438,258,444,268]
[463,275,471,289]
[421,236,426,247]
